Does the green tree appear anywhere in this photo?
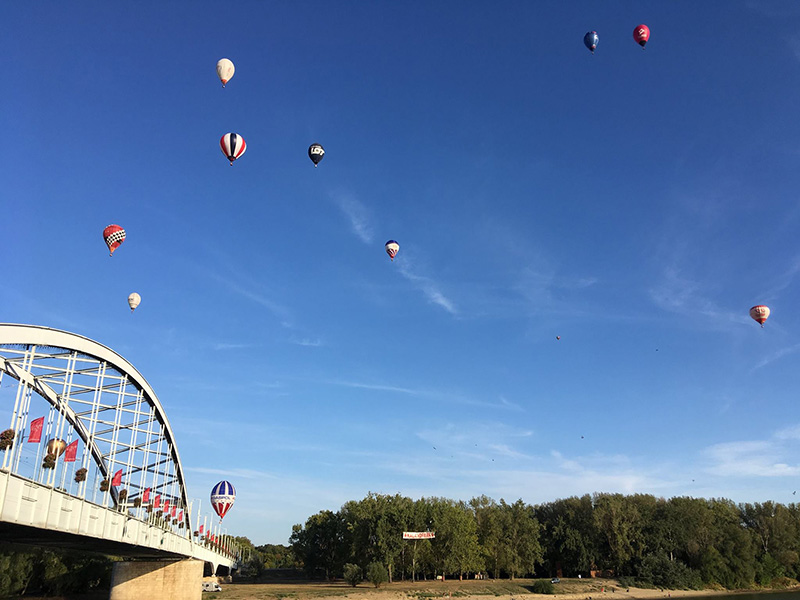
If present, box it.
[499,499,542,579]
[343,563,362,587]
[367,561,388,587]
[290,510,346,580]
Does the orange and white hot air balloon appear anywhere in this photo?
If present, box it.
[749,305,770,328]
[216,58,235,87]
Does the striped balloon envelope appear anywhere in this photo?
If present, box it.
[385,240,399,261]
[103,224,126,256]
[210,480,236,520]
[220,133,246,165]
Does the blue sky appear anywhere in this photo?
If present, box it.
[5,1,800,545]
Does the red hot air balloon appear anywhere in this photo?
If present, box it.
[749,305,770,328]
[103,225,126,256]
[220,133,246,165]
[633,24,650,48]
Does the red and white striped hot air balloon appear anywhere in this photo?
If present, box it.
[750,305,770,328]
[216,58,235,87]
[220,133,246,165]
[103,224,126,256]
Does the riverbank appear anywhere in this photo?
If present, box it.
[209,578,800,600]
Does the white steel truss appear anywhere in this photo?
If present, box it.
[0,324,192,534]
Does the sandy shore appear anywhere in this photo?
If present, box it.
[215,581,798,600]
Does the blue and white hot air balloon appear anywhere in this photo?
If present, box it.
[210,480,236,521]
[584,31,599,54]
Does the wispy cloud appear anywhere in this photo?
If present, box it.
[649,265,746,326]
[703,427,800,477]
[289,337,324,347]
[213,342,254,351]
[751,342,800,371]
[331,191,374,244]
[397,258,458,315]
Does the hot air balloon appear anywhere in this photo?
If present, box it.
[220,133,246,165]
[308,143,325,167]
[216,58,235,87]
[385,240,399,261]
[556,336,561,341]
[46,438,67,458]
[210,480,235,521]
[103,225,126,256]
[750,305,770,328]
[633,24,650,48]
[128,293,141,312]
[584,31,599,54]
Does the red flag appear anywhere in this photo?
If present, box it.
[28,417,44,443]
[111,469,122,486]
[179,510,184,521]
[164,499,170,514]
[63,440,78,462]
[171,506,177,518]
[143,487,151,503]
[154,494,161,508]
[199,524,204,533]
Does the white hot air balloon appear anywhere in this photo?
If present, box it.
[128,293,141,313]
[216,58,235,87]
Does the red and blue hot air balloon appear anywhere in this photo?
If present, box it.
[584,31,598,54]
[220,133,246,165]
[210,480,235,521]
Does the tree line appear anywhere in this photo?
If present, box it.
[254,492,800,590]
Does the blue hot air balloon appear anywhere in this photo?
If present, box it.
[584,31,599,54]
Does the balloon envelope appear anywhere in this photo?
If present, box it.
[220,133,246,165]
[103,225,126,256]
[749,305,770,326]
[47,438,67,458]
[584,31,598,53]
[633,24,650,47]
[216,58,235,87]
[385,240,399,261]
[308,143,325,166]
[128,293,141,312]
[210,480,236,520]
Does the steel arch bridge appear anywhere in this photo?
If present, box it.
[0,323,236,572]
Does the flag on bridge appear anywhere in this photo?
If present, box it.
[154,494,161,508]
[28,417,44,443]
[172,506,177,518]
[64,440,78,462]
[143,487,151,503]
[199,524,204,534]
[111,469,122,486]
[179,510,184,522]
[164,499,170,514]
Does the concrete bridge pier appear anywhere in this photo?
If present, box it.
[109,558,204,600]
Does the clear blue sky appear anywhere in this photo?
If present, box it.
[4,1,800,545]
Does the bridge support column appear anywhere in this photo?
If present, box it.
[109,558,203,600]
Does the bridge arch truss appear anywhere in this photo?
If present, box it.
[0,323,193,532]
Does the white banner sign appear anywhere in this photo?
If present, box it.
[403,531,435,539]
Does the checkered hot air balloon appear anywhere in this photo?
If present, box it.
[103,225,126,256]
[210,480,235,521]
[220,133,246,165]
